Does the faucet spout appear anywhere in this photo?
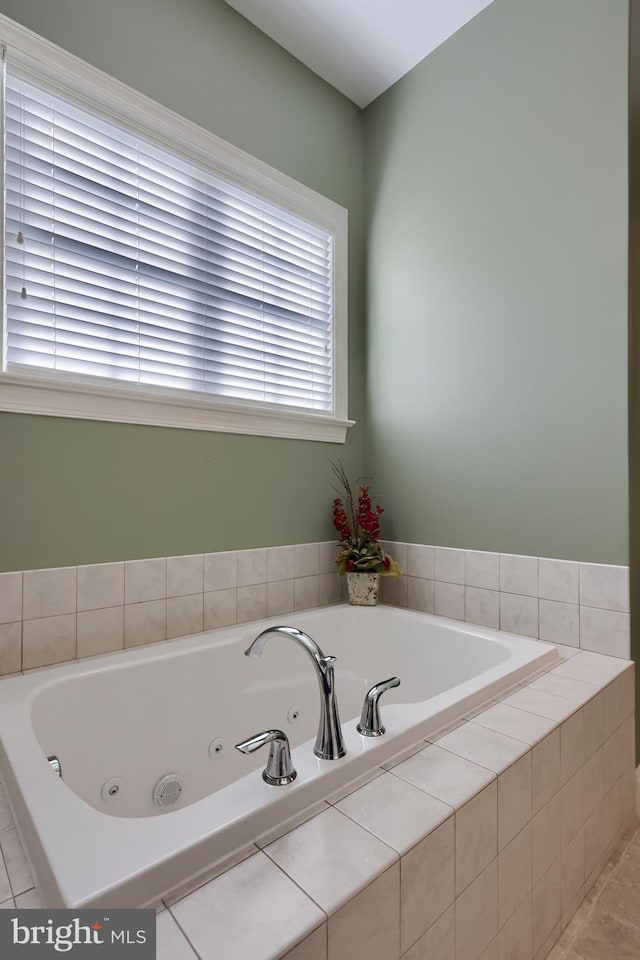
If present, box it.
[245,626,346,760]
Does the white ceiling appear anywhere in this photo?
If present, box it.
[224,0,496,108]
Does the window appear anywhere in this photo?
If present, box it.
[0,24,350,441]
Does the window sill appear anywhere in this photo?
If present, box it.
[0,373,354,442]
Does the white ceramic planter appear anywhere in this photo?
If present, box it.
[346,572,379,605]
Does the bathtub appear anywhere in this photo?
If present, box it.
[0,604,558,909]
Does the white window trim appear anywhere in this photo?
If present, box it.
[0,15,353,443]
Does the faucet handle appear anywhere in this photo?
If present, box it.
[357,677,401,738]
[235,729,297,786]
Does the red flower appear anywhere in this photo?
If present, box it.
[330,462,400,578]
[355,484,382,541]
[332,497,352,542]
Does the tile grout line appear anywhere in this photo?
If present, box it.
[258,843,333,927]
[165,905,204,960]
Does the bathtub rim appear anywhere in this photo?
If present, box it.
[0,604,560,909]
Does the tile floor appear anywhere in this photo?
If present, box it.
[549,817,640,960]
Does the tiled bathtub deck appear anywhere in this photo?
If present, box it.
[0,646,634,960]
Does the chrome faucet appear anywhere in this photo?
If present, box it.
[236,729,297,786]
[245,625,346,760]
[357,677,401,737]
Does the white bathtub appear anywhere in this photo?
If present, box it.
[0,604,558,909]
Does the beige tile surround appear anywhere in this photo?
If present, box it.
[381,543,630,660]
[0,542,631,674]
[0,543,341,675]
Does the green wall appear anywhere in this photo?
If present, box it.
[0,0,365,571]
[0,0,631,572]
[364,0,629,563]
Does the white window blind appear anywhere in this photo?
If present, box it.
[4,68,336,414]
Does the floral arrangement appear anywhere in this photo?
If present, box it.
[331,462,402,578]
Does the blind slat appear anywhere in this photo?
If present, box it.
[5,69,335,413]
